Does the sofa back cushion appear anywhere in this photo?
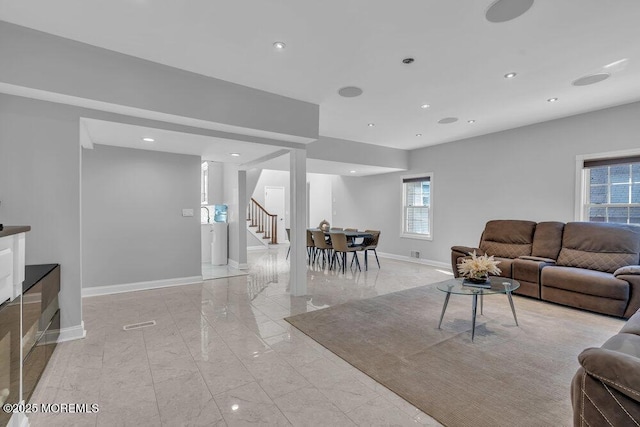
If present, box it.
[479,220,536,258]
[531,221,565,260]
[556,222,640,273]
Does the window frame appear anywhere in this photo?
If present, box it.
[575,149,640,223]
[401,172,433,241]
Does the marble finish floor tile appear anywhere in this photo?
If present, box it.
[29,246,446,426]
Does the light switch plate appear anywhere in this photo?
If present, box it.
[182,209,194,217]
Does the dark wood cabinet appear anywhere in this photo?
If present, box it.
[22,264,60,403]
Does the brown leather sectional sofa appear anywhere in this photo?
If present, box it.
[571,308,640,425]
[451,220,640,318]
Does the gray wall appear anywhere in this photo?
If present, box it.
[0,94,82,330]
[308,136,408,169]
[205,160,224,205]
[332,101,640,265]
[82,144,201,287]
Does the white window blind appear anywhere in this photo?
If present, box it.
[402,175,432,239]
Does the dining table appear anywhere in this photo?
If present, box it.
[307,229,375,270]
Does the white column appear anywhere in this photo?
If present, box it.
[236,169,248,268]
[289,148,307,296]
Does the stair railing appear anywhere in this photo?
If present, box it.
[248,198,278,244]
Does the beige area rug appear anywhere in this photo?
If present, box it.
[285,283,625,427]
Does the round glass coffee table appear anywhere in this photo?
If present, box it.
[436,277,520,341]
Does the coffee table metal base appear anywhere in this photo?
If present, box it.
[437,288,519,342]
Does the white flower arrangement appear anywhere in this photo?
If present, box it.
[458,251,502,280]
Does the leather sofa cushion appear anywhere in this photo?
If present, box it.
[513,258,552,284]
[542,266,629,300]
[494,257,513,278]
[531,221,564,260]
[557,222,640,273]
[479,220,536,258]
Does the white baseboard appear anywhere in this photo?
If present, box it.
[228,259,249,270]
[82,275,203,298]
[247,246,266,251]
[377,252,452,270]
[57,321,87,342]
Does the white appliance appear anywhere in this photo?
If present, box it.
[210,222,228,265]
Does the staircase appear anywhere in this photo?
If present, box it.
[247,197,278,245]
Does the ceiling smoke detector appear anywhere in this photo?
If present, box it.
[338,86,363,97]
[486,0,535,23]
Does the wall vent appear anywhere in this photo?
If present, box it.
[123,320,156,331]
[410,251,420,258]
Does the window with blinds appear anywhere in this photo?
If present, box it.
[583,156,640,224]
[402,175,432,239]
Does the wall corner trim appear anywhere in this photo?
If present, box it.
[57,321,87,343]
[228,259,249,270]
[81,275,203,298]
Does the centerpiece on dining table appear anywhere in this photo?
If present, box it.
[457,251,501,286]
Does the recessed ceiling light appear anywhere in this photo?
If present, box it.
[504,72,517,79]
[273,41,286,50]
[142,137,155,142]
[416,133,422,137]
[420,104,430,109]
[230,153,241,157]
[486,0,535,23]
[547,97,558,103]
[572,73,610,86]
[338,86,363,97]
[367,123,375,127]
[468,120,476,124]
[438,117,458,124]
[349,170,356,174]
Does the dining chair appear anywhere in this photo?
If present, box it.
[363,230,381,269]
[312,230,334,268]
[330,232,363,273]
[330,227,343,231]
[344,228,358,246]
[306,229,317,264]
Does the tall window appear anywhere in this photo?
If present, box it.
[582,156,640,224]
[201,161,208,205]
[402,174,432,240]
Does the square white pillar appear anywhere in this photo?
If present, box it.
[289,148,307,296]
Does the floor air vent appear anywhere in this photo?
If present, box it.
[122,320,156,331]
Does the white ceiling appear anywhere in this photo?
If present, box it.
[2,0,640,151]
[83,119,282,164]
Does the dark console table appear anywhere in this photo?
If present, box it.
[22,264,60,402]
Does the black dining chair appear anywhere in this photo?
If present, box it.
[363,230,381,269]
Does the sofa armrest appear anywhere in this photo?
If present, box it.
[451,246,484,256]
[450,246,483,278]
[618,274,640,318]
[518,255,556,263]
[615,265,640,277]
[579,347,640,403]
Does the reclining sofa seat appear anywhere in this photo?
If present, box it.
[542,222,640,318]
